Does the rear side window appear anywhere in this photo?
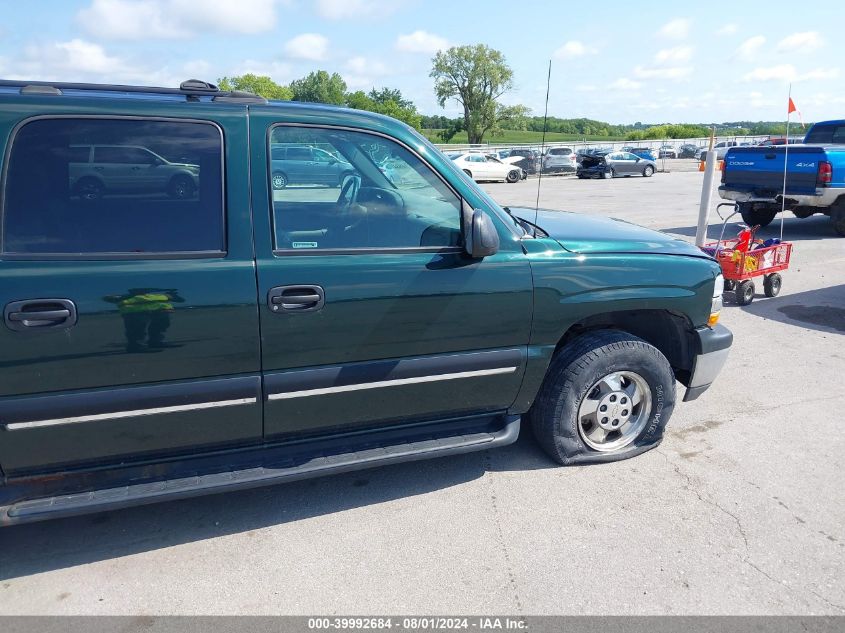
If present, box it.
[2,118,224,256]
[804,124,845,144]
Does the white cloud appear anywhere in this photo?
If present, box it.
[395,30,449,54]
[633,65,693,80]
[553,40,595,60]
[736,35,766,60]
[799,67,840,81]
[654,46,693,64]
[609,78,641,91]
[717,23,738,36]
[658,18,690,40]
[77,0,281,39]
[345,56,389,76]
[777,31,824,53]
[742,64,840,83]
[22,39,130,76]
[229,60,293,83]
[283,33,329,61]
[316,0,401,20]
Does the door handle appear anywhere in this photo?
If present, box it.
[267,285,325,313]
[4,299,78,332]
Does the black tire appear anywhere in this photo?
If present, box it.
[642,165,655,177]
[833,205,845,236]
[724,279,736,292]
[763,273,782,297]
[739,204,776,228]
[271,171,288,190]
[528,330,676,465]
[603,168,615,179]
[506,169,520,183]
[735,279,755,305]
[74,177,104,201]
[167,175,195,199]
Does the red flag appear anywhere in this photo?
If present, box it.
[788,97,798,114]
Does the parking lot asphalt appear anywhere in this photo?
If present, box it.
[1,168,843,615]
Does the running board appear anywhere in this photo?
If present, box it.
[1,415,520,525]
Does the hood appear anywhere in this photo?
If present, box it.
[510,207,708,257]
[500,156,525,165]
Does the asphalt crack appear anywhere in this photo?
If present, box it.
[655,449,845,614]
[482,450,524,617]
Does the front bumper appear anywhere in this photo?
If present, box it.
[683,324,733,402]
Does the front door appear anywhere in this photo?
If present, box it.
[0,105,261,475]
[249,114,533,439]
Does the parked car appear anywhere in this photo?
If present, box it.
[542,147,577,173]
[270,144,355,189]
[68,144,199,200]
[498,148,541,174]
[677,144,701,159]
[449,151,523,183]
[720,119,845,234]
[0,78,731,524]
[626,147,658,161]
[698,141,739,160]
[658,145,677,159]
[577,151,657,179]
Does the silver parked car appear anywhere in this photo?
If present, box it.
[69,144,200,200]
[543,147,577,173]
[576,151,657,179]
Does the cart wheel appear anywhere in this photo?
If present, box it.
[735,280,755,305]
[763,273,782,298]
[723,279,735,292]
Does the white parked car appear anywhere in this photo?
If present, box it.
[448,152,523,183]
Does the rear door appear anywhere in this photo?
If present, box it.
[0,100,261,475]
[249,114,533,440]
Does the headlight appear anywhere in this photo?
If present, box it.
[709,274,724,326]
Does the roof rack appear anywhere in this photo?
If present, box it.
[0,78,267,104]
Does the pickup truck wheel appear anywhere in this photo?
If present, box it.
[739,205,776,228]
[528,330,675,465]
[735,279,755,305]
[833,206,845,236]
[763,273,782,297]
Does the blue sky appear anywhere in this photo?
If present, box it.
[1,0,842,123]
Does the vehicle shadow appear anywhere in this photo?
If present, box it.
[733,284,845,335]
[0,429,555,580]
[662,214,838,242]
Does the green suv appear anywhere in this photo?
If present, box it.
[0,79,731,524]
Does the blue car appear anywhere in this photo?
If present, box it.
[624,147,657,161]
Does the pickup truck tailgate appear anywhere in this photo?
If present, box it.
[723,146,824,196]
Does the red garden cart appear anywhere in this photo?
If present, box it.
[701,203,793,306]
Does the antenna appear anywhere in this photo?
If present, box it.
[534,59,552,236]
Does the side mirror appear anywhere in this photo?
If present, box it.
[464,208,500,259]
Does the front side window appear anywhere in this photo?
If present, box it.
[269,126,462,251]
[3,118,224,255]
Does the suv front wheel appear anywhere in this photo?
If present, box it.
[529,330,676,465]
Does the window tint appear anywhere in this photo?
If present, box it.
[286,147,312,160]
[805,124,845,144]
[269,126,462,251]
[3,118,224,255]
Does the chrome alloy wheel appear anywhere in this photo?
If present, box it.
[577,371,652,451]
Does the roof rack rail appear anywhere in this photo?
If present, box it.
[0,78,265,103]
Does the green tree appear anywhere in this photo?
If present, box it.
[345,88,422,130]
[430,44,514,144]
[217,74,292,100]
[289,70,347,105]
